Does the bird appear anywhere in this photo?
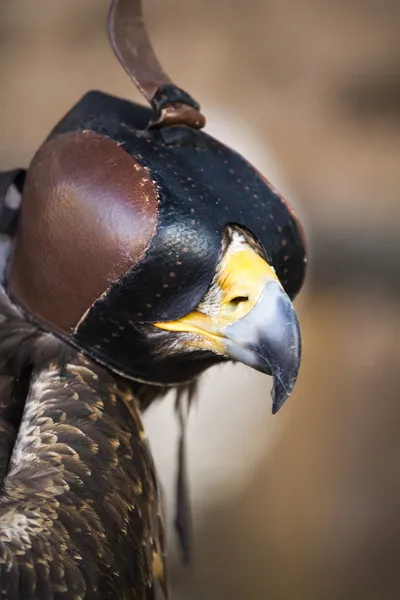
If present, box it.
[0,0,307,598]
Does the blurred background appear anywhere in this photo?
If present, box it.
[1,1,399,598]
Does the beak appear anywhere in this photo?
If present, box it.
[154,243,301,413]
[222,279,301,413]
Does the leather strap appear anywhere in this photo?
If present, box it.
[108,0,206,129]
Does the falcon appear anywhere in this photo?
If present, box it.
[0,0,307,598]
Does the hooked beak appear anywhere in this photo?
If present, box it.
[222,279,300,413]
[154,243,301,413]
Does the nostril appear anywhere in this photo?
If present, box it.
[228,295,249,310]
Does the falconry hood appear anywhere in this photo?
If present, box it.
[5,0,307,408]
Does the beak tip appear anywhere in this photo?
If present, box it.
[271,376,296,414]
[271,394,284,415]
[271,394,287,415]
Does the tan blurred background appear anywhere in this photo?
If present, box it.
[1,1,400,598]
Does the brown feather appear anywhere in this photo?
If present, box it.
[0,287,168,600]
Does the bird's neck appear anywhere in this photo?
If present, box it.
[0,344,166,597]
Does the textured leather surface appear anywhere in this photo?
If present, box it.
[8,90,306,384]
[108,0,172,103]
[8,130,158,333]
[108,0,205,128]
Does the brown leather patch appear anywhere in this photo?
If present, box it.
[8,130,158,333]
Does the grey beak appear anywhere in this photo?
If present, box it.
[223,280,301,414]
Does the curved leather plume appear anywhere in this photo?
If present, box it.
[108,0,206,129]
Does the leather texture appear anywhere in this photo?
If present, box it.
[8,90,306,385]
[108,0,205,128]
[8,129,158,333]
[108,0,172,103]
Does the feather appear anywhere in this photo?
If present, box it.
[0,287,168,599]
[174,382,197,566]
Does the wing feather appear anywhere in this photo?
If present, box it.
[0,289,167,599]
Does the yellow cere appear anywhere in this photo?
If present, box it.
[216,244,279,324]
[154,243,278,354]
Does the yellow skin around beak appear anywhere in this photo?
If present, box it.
[155,235,301,413]
[154,244,279,353]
